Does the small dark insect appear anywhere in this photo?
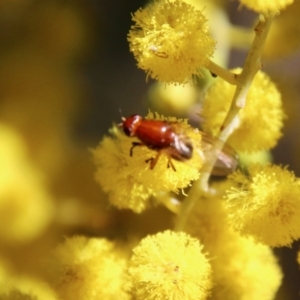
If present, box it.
[120,114,238,175]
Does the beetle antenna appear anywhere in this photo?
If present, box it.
[118,109,126,127]
[118,108,124,118]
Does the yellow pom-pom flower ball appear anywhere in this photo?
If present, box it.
[224,164,300,247]
[128,0,216,85]
[128,230,212,300]
[239,0,294,14]
[202,69,284,152]
[50,236,130,300]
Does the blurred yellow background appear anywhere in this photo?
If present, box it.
[0,1,299,299]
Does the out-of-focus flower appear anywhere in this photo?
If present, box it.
[0,256,57,300]
[239,0,294,14]
[184,0,232,66]
[202,69,284,152]
[185,196,282,300]
[147,82,197,116]
[128,230,212,300]
[128,0,216,85]
[0,124,54,244]
[211,235,283,300]
[0,257,11,287]
[184,181,233,248]
[92,113,203,213]
[0,50,82,177]
[224,164,300,247]
[49,236,130,300]
[238,150,272,168]
[0,276,57,300]
[264,0,300,58]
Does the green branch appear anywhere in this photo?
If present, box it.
[175,14,275,232]
[219,15,275,140]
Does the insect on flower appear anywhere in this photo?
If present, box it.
[120,114,238,175]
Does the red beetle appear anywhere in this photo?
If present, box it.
[121,114,238,175]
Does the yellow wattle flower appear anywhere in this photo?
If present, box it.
[128,0,216,85]
[128,230,212,300]
[0,124,54,244]
[263,0,300,58]
[239,0,294,14]
[0,275,57,300]
[224,164,300,247]
[147,82,197,116]
[49,236,130,300]
[185,195,282,300]
[202,69,284,152]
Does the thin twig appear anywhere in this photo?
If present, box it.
[219,15,275,137]
[175,14,275,232]
[206,60,238,85]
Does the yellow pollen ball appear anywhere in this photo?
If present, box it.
[128,0,216,85]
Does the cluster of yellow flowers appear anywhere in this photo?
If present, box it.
[1,0,300,299]
[93,112,203,213]
[89,0,300,299]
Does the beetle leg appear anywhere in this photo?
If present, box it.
[130,142,143,156]
[145,157,154,165]
[167,158,176,172]
[145,151,176,172]
[163,147,177,171]
[145,151,162,169]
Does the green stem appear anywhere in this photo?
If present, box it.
[220,15,274,134]
[175,14,275,232]
[174,174,209,232]
[206,60,238,85]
